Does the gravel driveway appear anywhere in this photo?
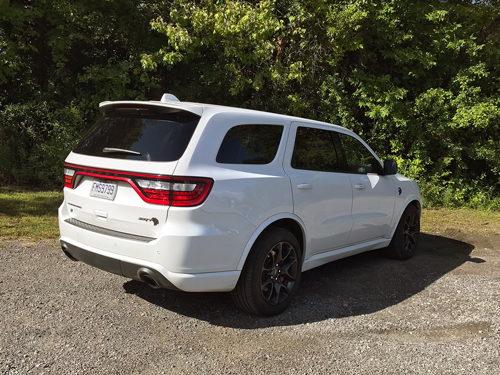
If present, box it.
[1,231,499,374]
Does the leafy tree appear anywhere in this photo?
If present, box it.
[2,0,500,208]
[143,0,500,206]
[0,0,165,186]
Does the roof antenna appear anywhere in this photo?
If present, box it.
[161,93,180,102]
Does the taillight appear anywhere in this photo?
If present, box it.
[64,168,75,187]
[135,177,213,207]
[63,164,213,207]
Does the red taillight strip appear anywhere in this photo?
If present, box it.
[171,179,212,207]
[63,163,213,207]
[64,163,164,179]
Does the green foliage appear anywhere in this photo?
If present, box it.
[0,102,83,186]
[143,0,500,209]
[0,0,165,187]
[1,0,500,210]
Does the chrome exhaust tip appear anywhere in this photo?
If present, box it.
[137,267,161,289]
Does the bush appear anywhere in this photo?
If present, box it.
[0,102,85,188]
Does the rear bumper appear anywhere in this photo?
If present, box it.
[59,238,240,292]
[59,198,254,275]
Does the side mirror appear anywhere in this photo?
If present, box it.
[383,159,398,175]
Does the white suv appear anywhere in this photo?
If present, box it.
[59,94,421,316]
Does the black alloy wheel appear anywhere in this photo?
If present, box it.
[260,241,298,306]
[387,204,420,260]
[402,209,420,255]
[231,227,302,316]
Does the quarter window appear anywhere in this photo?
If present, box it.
[216,124,283,164]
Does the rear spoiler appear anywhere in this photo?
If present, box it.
[99,100,204,117]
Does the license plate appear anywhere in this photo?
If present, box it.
[90,180,118,201]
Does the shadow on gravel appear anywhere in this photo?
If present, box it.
[123,233,480,328]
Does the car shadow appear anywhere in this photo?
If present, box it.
[122,233,479,328]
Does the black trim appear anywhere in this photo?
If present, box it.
[60,240,179,290]
[65,218,156,243]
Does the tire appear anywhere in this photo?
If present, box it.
[231,227,302,316]
[387,204,420,260]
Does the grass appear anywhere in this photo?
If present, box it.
[0,187,63,239]
[1,187,500,240]
[421,207,500,236]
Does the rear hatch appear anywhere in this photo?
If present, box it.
[61,103,210,239]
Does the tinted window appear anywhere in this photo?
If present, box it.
[216,125,283,164]
[292,127,340,172]
[73,109,199,162]
[336,133,381,174]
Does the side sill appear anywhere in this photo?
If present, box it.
[302,238,391,272]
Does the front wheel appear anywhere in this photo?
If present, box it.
[387,205,420,260]
[231,227,302,316]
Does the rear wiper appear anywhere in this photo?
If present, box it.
[102,147,142,156]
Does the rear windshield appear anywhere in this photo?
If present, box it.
[73,108,200,162]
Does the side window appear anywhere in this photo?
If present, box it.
[292,127,340,172]
[216,124,283,164]
[335,133,381,174]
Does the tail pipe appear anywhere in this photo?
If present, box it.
[137,268,161,289]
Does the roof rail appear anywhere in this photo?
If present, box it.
[161,93,180,102]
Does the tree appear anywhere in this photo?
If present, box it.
[2,0,500,208]
[0,0,165,186]
[143,0,500,206]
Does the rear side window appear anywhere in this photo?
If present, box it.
[73,109,200,162]
[216,124,283,164]
[292,127,340,172]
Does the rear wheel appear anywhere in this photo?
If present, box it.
[231,227,302,316]
[387,205,420,260]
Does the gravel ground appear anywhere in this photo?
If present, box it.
[1,230,499,375]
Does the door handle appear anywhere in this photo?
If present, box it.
[354,184,365,190]
[297,183,312,190]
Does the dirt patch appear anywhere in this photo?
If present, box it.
[378,321,493,343]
